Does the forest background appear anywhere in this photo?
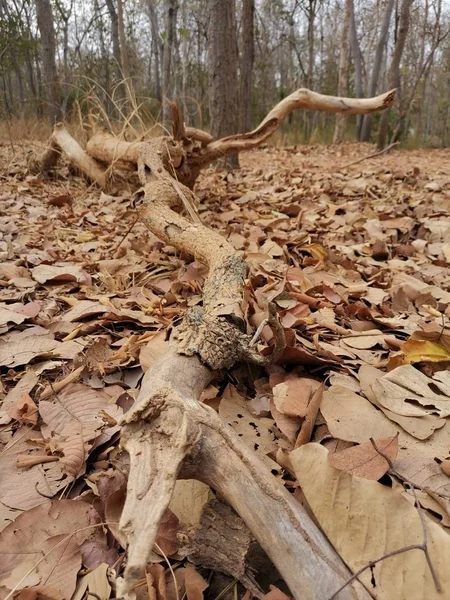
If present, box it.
[1,0,449,150]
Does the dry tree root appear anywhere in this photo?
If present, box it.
[29,122,107,187]
[34,88,397,600]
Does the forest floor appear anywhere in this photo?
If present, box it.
[0,141,450,600]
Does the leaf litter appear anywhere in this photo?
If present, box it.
[1,142,450,598]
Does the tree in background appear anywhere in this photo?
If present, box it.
[359,0,394,142]
[377,0,413,149]
[208,0,239,167]
[35,0,60,122]
[333,0,353,143]
[239,0,254,133]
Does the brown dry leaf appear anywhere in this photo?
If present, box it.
[169,480,212,529]
[291,443,450,599]
[321,385,398,443]
[31,265,91,286]
[0,427,68,511]
[139,332,169,371]
[0,500,102,600]
[0,369,38,424]
[15,585,65,600]
[10,392,39,426]
[328,436,399,480]
[262,586,293,600]
[61,300,108,322]
[0,335,58,368]
[272,376,320,418]
[39,383,122,444]
[371,365,450,419]
[85,563,111,600]
[218,384,278,460]
[394,455,450,506]
[185,564,208,600]
[146,564,167,600]
[155,509,179,557]
[359,364,446,440]
[0,305,27,326]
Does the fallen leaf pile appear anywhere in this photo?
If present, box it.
[0,140,449,599]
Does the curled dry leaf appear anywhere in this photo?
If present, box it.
[31,265,91,286]
[291,443,450,599]
[328,436,399,480]
[371,365,450,419]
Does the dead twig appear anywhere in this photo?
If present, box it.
[338,141,400,169]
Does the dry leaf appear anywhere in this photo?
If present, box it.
[185,564,208,600]
[272,376,320,418]
[0,500,102,600]
[400,339,450,364]
[328,436,399,480]
[139,332,169,371]
[371,365,450,419]
[321,385,397,443]
[291,443,450,599]
[0,335,58,368]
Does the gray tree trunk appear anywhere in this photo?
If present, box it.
[360,0,394,142]
[162,0,178,128]
[147,0,162,102]
[105,0,123,84]
[350,2,364,138]
[239,0,254,133]
[377,0,413,149]
[208,0,239,167]
[333,0,353,143]
[35,0,61,122]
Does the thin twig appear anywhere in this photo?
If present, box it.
[113,215,139,257]
[339,141,400,169]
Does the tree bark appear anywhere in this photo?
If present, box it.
[162,0,178,128]
[147,0,162,102]
[105,0,123,84]
[333,0,353,144]
[208,0,239,168]
[350,2,364,138]
[377,0,413,150]
[116,0,136,112]
[35,0,61,122]
[359,0,394,142]
[239,0,254,133]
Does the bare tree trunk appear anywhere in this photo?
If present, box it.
[35,0,61,122]
[162,0,178,128]
[360,0,394,142]
[105,0,122,84]
[208,0,239,168]
[305,0,317,139]
[147,0,162,102]
[333,0,353,143]
[350,2,364,138]
[377,0,412,149]
[117,0,135,112]
[239,0,254,133]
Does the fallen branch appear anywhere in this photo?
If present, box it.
[30,123,107,187]
[338,141,400,169]
[38,88,397,599]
